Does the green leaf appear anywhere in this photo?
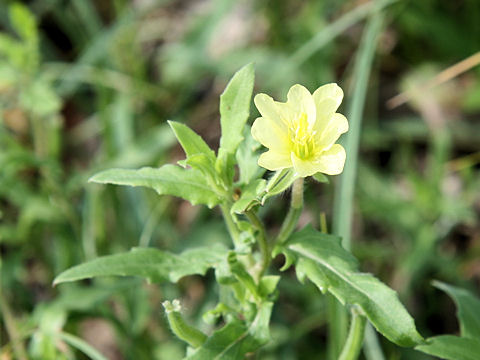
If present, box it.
[258,276,280,298]
[53,245,228,285]
[231,179,266,214]
[432,281,480,339]
[227,252,260,300]
[185,321,253,360]
[180,153,218,185]
[19,79,61,117]
[9,3,37,43]
[58,332,108,360]
[249,301,274,344]
[168,121,216,163]
[415,335,480,360]
[415,283,480,359]
[8,3,38,71]
[89,165,221,208]
[263,169,298,203]
[312,172,329,183]
[284,226,423,347]
[186,302,273,360]
[235,126,265,185]
[219,63,254,155]
[0,34,23,66]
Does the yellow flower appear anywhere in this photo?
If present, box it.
[251,84,348,177]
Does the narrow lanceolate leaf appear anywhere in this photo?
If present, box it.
[219,63,255,155]
[58,332,109,360]
[89,165,221,208]
[432,281,480,339]
[168,121,216,163]
[186,302,273,360]
[53,245,227,285]
[415,335,480,360]
[283,226,423,347]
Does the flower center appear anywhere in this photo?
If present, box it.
[288,112,316,160]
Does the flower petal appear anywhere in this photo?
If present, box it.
[315,144,346,175]
[313,83,344,116]
[314,113,349,151]
[258,150,292,171]
[291,153,323,177]
[286,84,316,128]
[291,144,346,177]
[254,93,281,122]
[251,117,287,151]
[274,101,297,124]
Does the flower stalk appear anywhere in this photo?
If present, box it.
[220,203,241,247]
[276,178,304,244]
[338,308,367,360]
[162,300,207,349]
[245,209,269,279]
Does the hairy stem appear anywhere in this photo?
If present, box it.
[245,210,269,279]
[339,310,367,360]
[276,178,304,244]
[221,203,240,247]
[163,300,207,348]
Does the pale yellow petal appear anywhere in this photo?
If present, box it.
[251,117,288,151]
[314,113,349,151]
[274,101,296,124]
[258,150,292,171]
[312,83,344,116]
[291,153,323,177]
[254,93,281,122]
[286,84,316,127]
[315,144,346,175]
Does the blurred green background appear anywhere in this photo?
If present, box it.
[1,0,479,359]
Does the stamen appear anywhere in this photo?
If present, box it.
[288,113,316,160]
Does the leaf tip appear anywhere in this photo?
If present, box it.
[88,171,106,184]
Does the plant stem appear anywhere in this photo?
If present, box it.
[245,210,269,278]
[339,310,367,360]
[363,323,386,360]
[220,203,240,247]
[276,178,304,244]
[0,292,28,360]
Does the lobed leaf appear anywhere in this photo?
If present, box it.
[54,245,228,285]
[168,120,216,163]
[415,282,480,359]
[186,302,273,360]
[432,280,480,339]
[415,335,480,360]
[89,165,221,208]
[283,226,423,347]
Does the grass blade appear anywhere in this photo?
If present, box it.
[290,0,395,66]
[329,7,386,360]
[58,331,108,360]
